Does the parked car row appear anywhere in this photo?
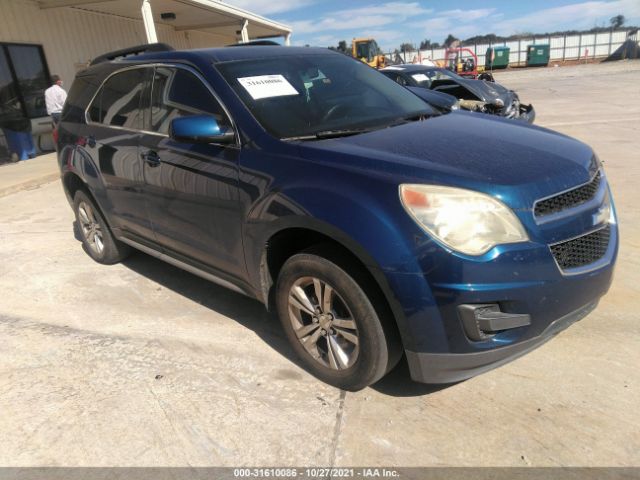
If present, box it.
[57,44,617,390]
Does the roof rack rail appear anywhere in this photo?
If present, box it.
[226,40,281,47]
[90,43,175,66]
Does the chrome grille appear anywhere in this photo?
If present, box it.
[550,225,611,270]
[535,171,601,217]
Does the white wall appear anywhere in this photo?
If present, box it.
[0,0,229,85]
[0,0,237,157]
[388,29,636,67]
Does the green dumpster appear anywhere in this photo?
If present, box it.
[526,44,550,67]
[485,46,510,69]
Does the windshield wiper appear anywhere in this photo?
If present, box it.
[282,126,380,141]
[387,110,436,127]
[314,128,377,139]
[281,112,436,142]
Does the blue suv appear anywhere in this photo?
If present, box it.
[57,44,618,390]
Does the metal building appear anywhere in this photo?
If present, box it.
[0,0,292,159]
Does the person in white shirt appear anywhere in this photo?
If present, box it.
[44,75,67,125]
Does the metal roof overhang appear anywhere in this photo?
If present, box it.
[36,0,292,45]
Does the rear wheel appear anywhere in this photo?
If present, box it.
[73,190,130,264]
[276,251,399,390]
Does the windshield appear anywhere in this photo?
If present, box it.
[355,42,372,60]
[216,53,434,139]
[355,40,380,61]
[409,68,462,87]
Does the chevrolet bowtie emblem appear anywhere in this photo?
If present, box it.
[593,202,611,226]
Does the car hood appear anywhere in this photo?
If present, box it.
[457,78,514,103]
[297,112,595,210]
[407,86,457,110]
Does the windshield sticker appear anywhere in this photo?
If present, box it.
[411,73,429,82]
[237,75,299,100]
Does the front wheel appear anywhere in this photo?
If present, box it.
[276,252,398,390]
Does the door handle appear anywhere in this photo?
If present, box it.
[141,150,161,167]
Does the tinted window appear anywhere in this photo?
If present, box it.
[428,69,461,81]
[0,43,50,127]
[149,67,227,135]
[88,68,147,129]
[389,69,459,89]
[0,48,24,129]
[382,72,408,86]
[406,70,434,87]
[62,74,102,123]
[6,44,50,118]
[216,53,433,139]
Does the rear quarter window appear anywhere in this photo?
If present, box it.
[61,74,102,123]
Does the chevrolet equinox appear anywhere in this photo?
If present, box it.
[57,44,618,390]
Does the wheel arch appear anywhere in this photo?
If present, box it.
[62,170,117,235]
[62,171,86,203]
[60,145,115,229]
[257,223,411,351]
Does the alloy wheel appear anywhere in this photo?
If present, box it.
[287,277,360,370]
[77,201,104,256]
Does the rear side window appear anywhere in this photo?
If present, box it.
[88,68,148,129]
[149,67,228,135]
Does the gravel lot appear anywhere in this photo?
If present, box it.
[0,60,639,468]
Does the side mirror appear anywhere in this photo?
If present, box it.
[169,115,235,144]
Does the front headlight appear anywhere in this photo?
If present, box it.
[399,184,529,255]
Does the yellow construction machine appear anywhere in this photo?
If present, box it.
[352,38,386,69]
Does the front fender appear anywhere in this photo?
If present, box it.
[244,184,439,351]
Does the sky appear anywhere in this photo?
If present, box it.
[224,0,640,51]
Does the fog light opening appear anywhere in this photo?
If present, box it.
[458,304,531,342]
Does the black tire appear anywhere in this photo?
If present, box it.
[73,190,130,265]
[276,250,400,390]
[478,72,495,82]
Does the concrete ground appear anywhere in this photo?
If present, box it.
[0,61,639,467]
[0,152,58,198]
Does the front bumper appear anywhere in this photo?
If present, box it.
[518,104,535,123]
[383,211,617,384]
[406,300,597,383]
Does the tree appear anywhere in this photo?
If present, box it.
[329,40,349,54]
[419,39,441,50]
[443,34,460,47]
[399,42,415,53]
[463,33,499,45]
[610,14,625,28]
